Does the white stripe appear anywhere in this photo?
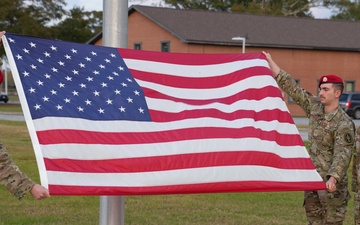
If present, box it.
[124,58,269,77]
[33,117,299,134]
[146,97,288,113]
[41,138,308,160]
[136,75,278,100]
[47,166,322,187]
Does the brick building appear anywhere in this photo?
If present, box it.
[88,5,360,117]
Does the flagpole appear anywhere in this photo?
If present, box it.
[99,0,128,225]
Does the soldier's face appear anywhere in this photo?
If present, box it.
[319,84,339,106]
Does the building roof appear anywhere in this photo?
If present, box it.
[89,5,360,52]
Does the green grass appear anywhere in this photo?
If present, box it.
[0,106,356,224]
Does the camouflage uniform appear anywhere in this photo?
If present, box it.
[353,128,360,224]
[0,143,35,199]
[275,70,355,225]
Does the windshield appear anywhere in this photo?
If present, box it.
[339,94,349,102]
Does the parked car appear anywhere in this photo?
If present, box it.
[340,92,360,119]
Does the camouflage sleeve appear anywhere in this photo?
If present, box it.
[0,144,35,200]
[275,70,314,117]
[352,127,360,192]
[327,122,355,184]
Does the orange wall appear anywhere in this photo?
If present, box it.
[96,11,360,117]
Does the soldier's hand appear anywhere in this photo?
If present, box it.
[326,177,337,193]
[30,184,50,200]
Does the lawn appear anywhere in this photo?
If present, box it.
[0,113,356,224]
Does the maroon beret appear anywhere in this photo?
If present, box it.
[0,70,3,85]
[318,75,343,88]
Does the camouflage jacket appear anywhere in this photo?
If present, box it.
[275,70,355,187]
[353,128,360,191]
[0,144,35,199]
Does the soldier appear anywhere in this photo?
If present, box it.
[353,128,360,224]
[263,51,355,225]
[0,31,50,200]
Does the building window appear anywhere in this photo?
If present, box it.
[288,79,300,104]
[134,42,142,50]
[161,41,170,52]
[345,80,355,92]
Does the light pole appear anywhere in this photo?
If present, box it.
[231,36,246,53]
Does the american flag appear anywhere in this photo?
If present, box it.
[2,33,325,195]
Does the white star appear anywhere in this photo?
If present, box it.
[65,76,72,81]
[118,66,124,71]
[104,58,111,63]
[72,90,79,96]
[127,97,133,103]
[64,98,71,103]
[29,87,36,93]
[114,89,121,95]
[37,80,44,86]
[44,73,51,79]
[56,104,63,110]
[16,54,23,60]
[58,83,65,88]
[64,54,71,59]
[42,96,49,102]
[58,61,65,66]
[121,82,127,87]
[98,108,105,114]
[119,106,126,112]
[29,42,36,48]
[79,83,86,88]
[106,99,113,105]
[107,76,114,80]
[77,107,84,112]
[44,52,50,57]
[99,64,105,69]
[101,82,108,87]
[50,89,57,95]
[37,58,44,63]
[138,107,144,114]
[30,64,37,70]
[93,91,100,96]
[72,69,79,75]
[50,45,57,51]
[91,51,97,56]
[134,90,140,96]
[86,77,93,82]
[51,67,58,73]
[71,48,77,54]
[23,48,30,54]
[127,78,133,82]
[85,99,92,105]
[79,63,85,68]
[85,57,91,61]
[23,71,30,77]
[110,53,116,58]
[93,70,99,75]
[8,38,15,43]
[34,104,41,110]
[112,71,119,76]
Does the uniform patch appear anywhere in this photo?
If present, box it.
[344,133,354,144]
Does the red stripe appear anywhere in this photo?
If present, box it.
[131,67,271,89]
[49,180,326,196]
[143,86,282,105]
[37,127,303,146]
[43,151,315,173]
[149,108,293,123]
[119,48,265,65]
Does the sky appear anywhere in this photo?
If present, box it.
[65,0,333,19]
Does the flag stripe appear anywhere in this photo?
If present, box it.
[36,127,303,146]
[43,151,315,173]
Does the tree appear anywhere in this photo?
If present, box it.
[164,0,326,17]
[0,0,66,38]
[327,0,360,20]
[55,7,103,43]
